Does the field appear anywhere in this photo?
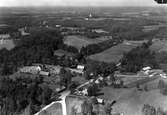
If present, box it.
[100,88,167,115]
[88,40,147,63]
[37,103,63,115]
[66,95,86,115]
[63,35,112,50]
[99,77,167,115]
[150,39,167,52]
[142,24,166,32]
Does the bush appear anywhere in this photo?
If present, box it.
[142,104,156,115]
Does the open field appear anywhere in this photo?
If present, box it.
[64,35,112,50]
[88,40,147,63]
[99,77,167,115]
[150,40,167,52]
[100,87,167,115]
[142,24,167,32]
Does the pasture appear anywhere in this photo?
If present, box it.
[63,35,112,50]
[100,85,167,115]
[88,40,147,63]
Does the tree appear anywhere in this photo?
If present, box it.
[104,102,113,115]
[81,100,93,115]
[158,80,165,90]
[142,104,156,115]
[87,83,98,96]
[60,68,72,89]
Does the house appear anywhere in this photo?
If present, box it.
[82,88,88,96]
[56,25,61,28]
[19,66,41,74]
[77,65,85,70]
[142,66,151,71]
[97,98,105,104]
[39,71,50,76]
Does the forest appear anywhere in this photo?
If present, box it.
[0,28,65,75]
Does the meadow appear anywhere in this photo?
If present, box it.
[150,39,167,52]
[88,40,147,63]
[99,76,167,115]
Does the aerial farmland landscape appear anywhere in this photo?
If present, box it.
[0,0,167,115]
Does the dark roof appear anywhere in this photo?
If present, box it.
[54,49,75,57]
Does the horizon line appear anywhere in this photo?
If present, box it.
[0,5,162,8]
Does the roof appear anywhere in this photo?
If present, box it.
[39,71,49,76]
[54,49,75,57]
[143,66,151,71]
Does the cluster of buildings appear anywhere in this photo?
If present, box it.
[19,63,85,76]
[139,66,167,78]
[0,34,11,44]
[0,34,10,39]
[19,64,62,76]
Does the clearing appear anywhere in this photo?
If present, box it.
[63,35,112,50]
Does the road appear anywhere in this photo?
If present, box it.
[34,91,71,115]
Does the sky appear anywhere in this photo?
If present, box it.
[0,0,160,7]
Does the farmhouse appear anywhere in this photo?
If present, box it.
[77,65,85,71]
[39,71,50,76]
[19,66,41,74]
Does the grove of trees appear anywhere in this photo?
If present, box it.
[0,29,64,75]
[0,76,53,115]
[121,42,159,73]
[142,104,167,115]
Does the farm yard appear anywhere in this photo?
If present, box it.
[88,40,147,63]
[63,35,112,50]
